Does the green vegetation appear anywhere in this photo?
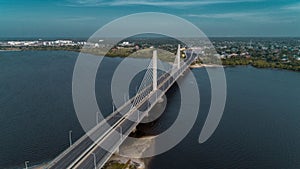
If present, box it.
[102,160,137,169]
[221,58,300,71]
[78,47,175,62]
[1,44,299,71]
[1,45,175,62]
[0,46,82,52]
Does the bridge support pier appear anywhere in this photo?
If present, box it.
[158,97,164,103]
[115,147,120,154]
[145,111,149,117]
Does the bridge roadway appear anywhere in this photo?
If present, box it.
[47,53,197,169]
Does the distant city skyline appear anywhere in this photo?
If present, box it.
[1,0,300,38]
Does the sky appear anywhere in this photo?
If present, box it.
[0,0,300,38]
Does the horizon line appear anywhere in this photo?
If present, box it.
[1,36,300,40]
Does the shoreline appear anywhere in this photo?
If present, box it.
[104,155,146,169]
[30,136,155,169]
[0,49,21,52]
[1,48,299,72]
[103,136,155,169]
[189,63,224,68]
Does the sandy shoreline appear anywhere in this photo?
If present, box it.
[105,136,155,169]
[32,136,155,169]
[0,49,22,52]
[105,155,146,169]
[189,63,224,68]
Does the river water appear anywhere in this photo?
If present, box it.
[0,50,299,169]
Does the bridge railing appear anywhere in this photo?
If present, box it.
[48,51,198,169]
[96,53,198,168]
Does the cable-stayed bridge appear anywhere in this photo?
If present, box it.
[47,45,198,169]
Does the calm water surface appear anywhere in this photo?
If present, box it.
[0,51,299,169]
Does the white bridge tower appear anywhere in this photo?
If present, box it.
[153,50,157,91]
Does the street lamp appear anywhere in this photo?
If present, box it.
[92,153,97,169]
[124,93,127,103]
[25,161,29,169]
[135,86,138,94]
[96,111,100,125]
[69,130,72,147]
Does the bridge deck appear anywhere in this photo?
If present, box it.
[47,52,197,169]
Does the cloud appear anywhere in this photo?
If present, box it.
[64,16,97,21]
[186,11,297,23]
[110,0,254,7]
[282,2,300,10]
[64,0,106,6]
[66,0,262,7]
[187,12,257,19]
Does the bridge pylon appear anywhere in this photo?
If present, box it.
[176,44,181,69]
[153,50,157,91]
